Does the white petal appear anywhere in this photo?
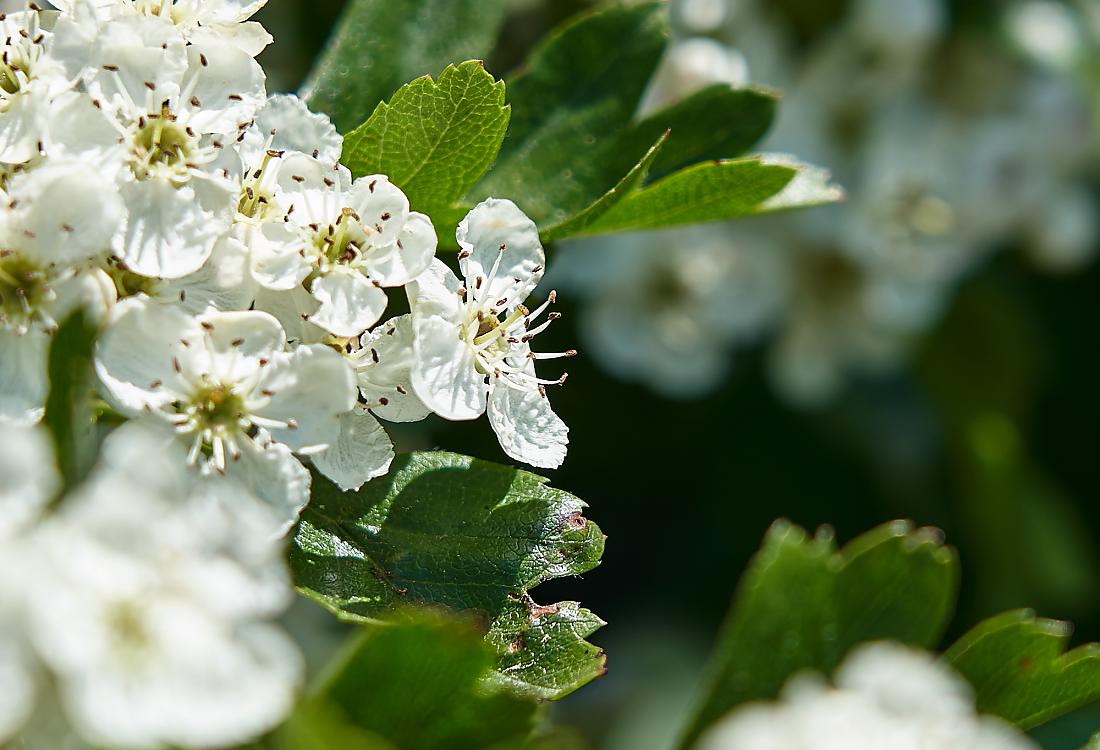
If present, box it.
[0,86,45,164]
[119,176,233,279]
[308,268,388,337]
[458,198,545,307]
[0,329,49,425]
[254,344,356,453]
[58,13,187,112]
[487,381,568,469]
[251,285,327,345]
[0,640,35,743]
[410,315,485,420]
[45,268,118,326]
[348,174,409,248]
[405,257,464,322]
[241,93,341,166]
[247,221,311,291]
[182,43,266,134]
[95,296,194,412]
[357,314,431,423]
[8,159,123,263]
[194,309,285,384]
[311,406,394,492]
[157,235,258,313]
[224,438,311,539]
[0,422,58,537]
[188,20,273,57]
[364,210,438,286]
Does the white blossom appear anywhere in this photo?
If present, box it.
[18,422,302,748]
[94,295,357,528]
[51,11,265,279]
[407,198,570,469]
[269,153,437,337]
[699,642,1038,750]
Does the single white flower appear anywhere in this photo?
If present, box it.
[272,153,437,337]
[52,12,265,279]
[24,421,302,749]
[699,642,1038,750]
[407,198,571,469]
[94,296,356,525]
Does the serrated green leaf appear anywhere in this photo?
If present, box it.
[678,519,959,748]
[341,61,510,234]
[306,611,536,750]
[290,452,606,699]
[43,308,98,493]
[485,596,607,701]
[301,0,508,133]
[472,2,669,227]
[945,610,1100,730]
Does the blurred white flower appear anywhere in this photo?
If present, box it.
[639,37,749,115]
[16,422,302,748]
[552,225,784,399]
[407,198,570,468]
[699,642,1038,750]
[0,10,71,164]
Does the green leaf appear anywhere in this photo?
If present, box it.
[678,519,958,748]
[539,134,667,243]
[306,610,537,750]
[624,85,779,181]
[43,308,99,492]
[562,158,791,238]
[485,596,607,701]
[341,61,510,236]
[945,610,1100,730]
[472,2,669,227]
[301,0,508,133]
[290,452,606,699]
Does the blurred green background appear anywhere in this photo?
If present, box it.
[259,1,1100,747]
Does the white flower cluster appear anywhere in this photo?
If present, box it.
[555,0,1096,405]
[0,0,572,532]
[0,421,301,748]
[699,642,1038,750]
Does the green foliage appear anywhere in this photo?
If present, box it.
[550,158,795,240]
[43,308,99,493]
[290,452,606,700]
[678,520,959,747]
[301,0,508,133]
[307,1,839,246]
[471,2,668,228]
[945,610,1100,731]
[341,61,510,243]
[290,611,537,750]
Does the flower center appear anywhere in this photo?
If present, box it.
[0,251,52,332]
[190,383,246,433]
[107,600,153,660]
[312,208,366,268]
[131,105,198,180]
